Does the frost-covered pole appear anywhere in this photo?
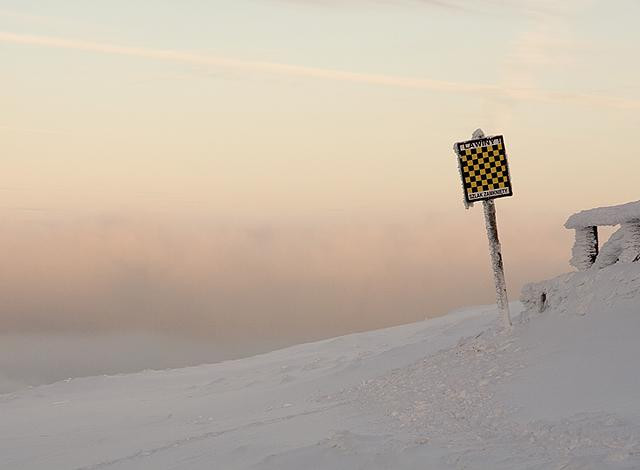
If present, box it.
[483,198,512,328]
[472,129,511,328]
[454,128,513,329]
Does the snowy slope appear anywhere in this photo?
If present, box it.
[2,264,640,469]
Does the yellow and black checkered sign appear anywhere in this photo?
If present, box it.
[455,135,513,203]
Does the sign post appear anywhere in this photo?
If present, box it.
[454,129,512,328]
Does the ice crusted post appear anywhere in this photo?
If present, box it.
[483,197,512,328]
[569,226,599,271]
[473,129,512,329]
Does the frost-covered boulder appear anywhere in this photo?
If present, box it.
[522,200,640,317]
[565,200,640,271]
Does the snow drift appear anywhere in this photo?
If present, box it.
[2,262,640,469]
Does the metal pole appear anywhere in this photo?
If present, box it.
[483,198,512,328]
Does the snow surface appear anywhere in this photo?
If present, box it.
[565,200,640,229]
[3,264,640,469]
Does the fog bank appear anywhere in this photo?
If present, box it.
[0,210,572,392]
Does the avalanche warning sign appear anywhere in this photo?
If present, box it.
[455,135,513,204]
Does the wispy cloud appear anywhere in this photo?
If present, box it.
[0,124,71,135]
[277,0,565,16]
[0,31,493,93]
[0,8,105,31]
[486,0,602,125]
[0,8,64,26]
[1,31,638,110]
[279,0,466,8]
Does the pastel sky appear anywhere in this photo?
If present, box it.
[1,0,639,355]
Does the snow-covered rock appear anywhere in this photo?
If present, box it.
[566,200,640,271]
